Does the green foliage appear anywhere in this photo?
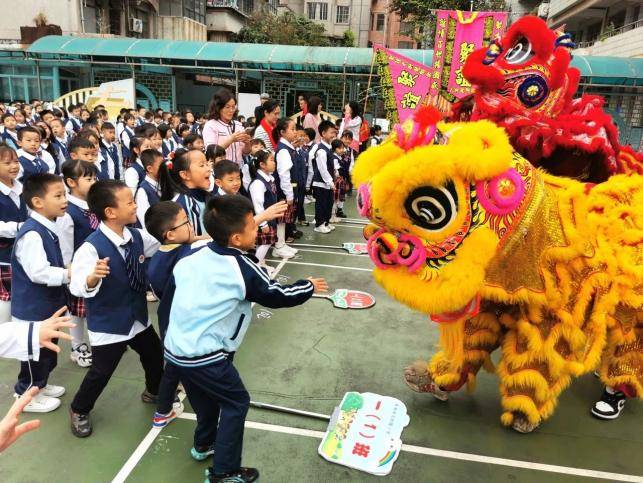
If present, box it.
[342,30,356,47]
[233,11,331,46]
[340,392,364,411]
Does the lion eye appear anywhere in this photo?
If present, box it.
[505,37,534,65]
[404,182,458,231]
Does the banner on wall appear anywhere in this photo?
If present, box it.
[373,45,434,124]
[428,10,508,106]
[86,78,136,121]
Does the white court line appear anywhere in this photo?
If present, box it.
[295,248,366,257]
[266,259,373,272]
[111,258,290,483]
[177,412,643,482]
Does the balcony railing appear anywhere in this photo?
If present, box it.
[574,18,643,49]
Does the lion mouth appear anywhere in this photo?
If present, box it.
[364,226,427,273]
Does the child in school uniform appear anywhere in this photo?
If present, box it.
[0,146,27,323]
[134,149,164,229]
[49,118,70,168]
[65,104,83,136]
[212,160,242,197]
[240,139,264,194]
[292,126,309,230]
[123,136,155,193]
[1,113,19,150]
[184,133,205,152]
[14,109,28,131]
[119,113,137,168]
[248,150,279,271]
[329,138,347,223]
[165,195,327,482]
[339,130,356,201]
[302,127,317,207]
[272,118,299,258]
[312,120,338,233]
[69,180,163,437]
[57,160,98,368]
[77,131,107,181]
[159,124,178,160]
[12,173,69,413]
[100,122,121,181]
[205,144,227,168]
[16,127,51,184]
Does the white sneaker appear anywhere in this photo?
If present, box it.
[329,215,341,223]
[15,392,61,413]
[326,223,336,231]
[314,225,331,234]
[284,244,298,254]
[272,246,295,258]
[304,196,313,204]
[70,343,92,368]
[41,384,65,398]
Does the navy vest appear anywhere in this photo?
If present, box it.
[130,161,146,188]
[0,191,27,264]
[250,175,278,228]
[18,155,48,184]
[100,143,120,180]
[53,139,69,162]
[84,228,148,335]
[312,143,333,185]
[11,218,66,320]
[120,127,135,160]
[68,117,82,133]
[1,131,17,150]
[66,203,96,252]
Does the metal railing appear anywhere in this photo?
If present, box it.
[574,18,643,49]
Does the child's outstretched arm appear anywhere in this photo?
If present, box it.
[237,256,326,308]
[253,200,287,226]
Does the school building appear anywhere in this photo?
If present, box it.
[0,35,641,147]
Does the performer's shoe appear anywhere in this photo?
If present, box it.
[336,208,347,218]
[403,360,449,401]
[191,444,215,461]
[205,467,259,483]
[511,413,539,434]
[591,387,626,420]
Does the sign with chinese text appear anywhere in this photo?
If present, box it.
[429,10,508,105]
[318,392,409,475]
[374,46,433,124]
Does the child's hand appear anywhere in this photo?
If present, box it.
[39,306,74,353]
[263,201,287,221]
[307,277,328,294]
[0,387,41,453]
[261,225,270,234]
[86,257,110,289]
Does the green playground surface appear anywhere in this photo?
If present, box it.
[0,200,641,483]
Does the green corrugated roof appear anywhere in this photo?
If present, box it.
[26,35,643,84]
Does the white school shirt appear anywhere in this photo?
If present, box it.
[39,145,57,174]
[0,321,42,361]
[0,180,24,265]
[70,222,160,346]
[249,170,273,229]
[135,176,160,230]
[65,116,81,136]
[241,163,251,192]
[124,159,144,194]
[312,141,334,189]
[12,212,70,324]
[56,194,89,266]
[306,142,317,187]
[16,149,53,181]
[102,140,121,180]
[275,139,295,202]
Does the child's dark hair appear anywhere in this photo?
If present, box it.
[159,148,192,201]
[17,126,41,141]
[68,135,95,154]
[371,125,382,135]
[144,201,184,243]
[340,130,354,140]
[135,123,159,139]
[214,160,240,180]
[78,129,100,145]
[158,123,172,138]
[303,128,316,141]
[249,149,272,179]
[140,148,163,170]
[122,112,134,123]
[331,139,344,151]
[23,173,63,209]
[272,118,294,144]
[318,120,336,136]
[88,180,128,221]
[203,195,254,246]
[129,136,147,157]
[250,138,266,148]
[101,122,115,131]
[0,144,17,162]
[1,113,15,123]
[61,159,98,189]
[183,133,200,147]
[205,144,226,162]
[177,124,191,136]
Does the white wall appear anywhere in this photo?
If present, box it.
[573,27,643,57]
[0,0,82,39]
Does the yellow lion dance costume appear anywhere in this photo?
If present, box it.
[354,108,642,433]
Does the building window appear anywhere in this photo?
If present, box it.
[399,21,413,36]
[397,41,414,49]
[184,0,206,23]
[336,5,349,24]
[373,13,385,31]
[307,2,317,19]
[319,3,328,20]
[307,2,327,20]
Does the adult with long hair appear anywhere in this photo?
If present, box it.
[253,99,281,152]
[338,101,362,152]
[202,88,250,167]
[302,96,324,143]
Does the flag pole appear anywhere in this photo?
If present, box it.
[363,46,377,118]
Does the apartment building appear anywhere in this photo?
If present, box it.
[367,0,417,49]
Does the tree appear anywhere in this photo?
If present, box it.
[342,30,356,47]
[390,0,505,47]
[233,11,331,46]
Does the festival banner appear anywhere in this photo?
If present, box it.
[429,10,508,106]
[374,45,433,124]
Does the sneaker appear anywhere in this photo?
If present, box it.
[141,389,158,404]
[272,246,295,259]
[326,223,336,231]
[314,225,331,234]
[70,409,92,438]
[336,209,347,218]
[192,444,215,461]
[284,244,298,254]
[297,219,310,226]
[304,195,314,204]
[41,384,65,398]
[591,387,626,420]
[329,215,341,223]
[152,402,184,428]
[205,467,259,483]
[15,392,60,413]
[292,229,303,239]
[70,343,92,368]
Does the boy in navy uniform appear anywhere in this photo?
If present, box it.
[12,173,69,413]
[165,195,327,482]
[16,126,50,184]
[311,120,337,233]
[69,180,162,438]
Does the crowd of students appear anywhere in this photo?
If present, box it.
[0,89,382,482]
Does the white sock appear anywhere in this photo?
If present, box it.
[331,202,337,215]
[338,201,344,209]
[70,316,87,348]
[256,244,271,262]
[0,301,11,324]
[275,223,286,248]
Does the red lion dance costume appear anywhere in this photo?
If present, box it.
[457,15,642,182]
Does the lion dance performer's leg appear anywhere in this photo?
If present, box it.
[404,304,503,400]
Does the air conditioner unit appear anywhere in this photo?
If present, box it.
[537,3,550,18]
[130,17,143,33]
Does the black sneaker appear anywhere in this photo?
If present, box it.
[205,467,259,483]
[141,389,158,404]
[336,209,347,218]
[591,387,626,420]
[292,229,303,239]
[70,409,92,438]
